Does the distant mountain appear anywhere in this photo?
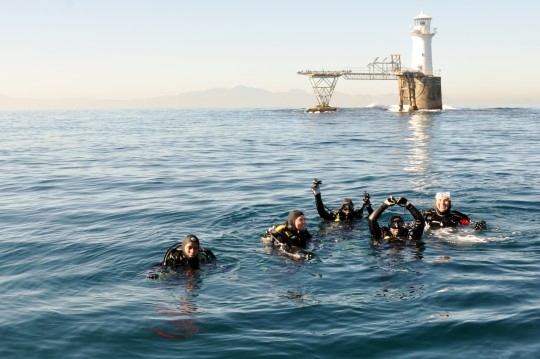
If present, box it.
[0,86,396,110]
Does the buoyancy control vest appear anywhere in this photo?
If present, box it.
[268,223,311,248]
[162,245,216,269]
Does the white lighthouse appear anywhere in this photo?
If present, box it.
[410,11,435,75]
[397,11,442,110]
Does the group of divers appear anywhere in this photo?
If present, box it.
[147,179,487,278]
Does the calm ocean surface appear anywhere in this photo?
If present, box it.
[1,106,539,358]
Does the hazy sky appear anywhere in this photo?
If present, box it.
[1,0,539,105]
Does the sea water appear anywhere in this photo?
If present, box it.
[0,106,539,358]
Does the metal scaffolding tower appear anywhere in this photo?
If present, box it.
[295,71,345,108]
[297,55,403,110]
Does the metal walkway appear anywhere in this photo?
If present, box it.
[297,54,402,108]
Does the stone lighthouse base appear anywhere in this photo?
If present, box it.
[397,73,442,111]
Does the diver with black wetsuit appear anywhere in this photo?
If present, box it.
[147,234,216,279]
[423,192,487,230]
[368,196,425,246]
[310,178,373,223]
[262,210,314,260]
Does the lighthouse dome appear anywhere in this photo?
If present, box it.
[413,11,431,20]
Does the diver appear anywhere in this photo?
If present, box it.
[423,192,487,230]
[262,210,314,260]
[310,178,373,222]
[147,234,216,279]
[368,196,425,245]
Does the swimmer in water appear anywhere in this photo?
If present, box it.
[423,192,487,230]
[311,178,373,223]
[147,234,216,279]
[368,196,425,245]
[262,210,314,260]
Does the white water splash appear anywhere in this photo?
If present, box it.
[427,227,508,244]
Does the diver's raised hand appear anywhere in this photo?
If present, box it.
[363,191,371,207]
[311,178,322,196]
[384,196,396,206]
[396,197,412,209]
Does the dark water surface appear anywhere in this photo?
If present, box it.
[1,106,539,358]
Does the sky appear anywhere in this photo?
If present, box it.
[1,0,539,106]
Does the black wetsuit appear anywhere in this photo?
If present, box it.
[423,208,487,230]
[162,247,216,270]
[423,209,471,229]
[266,222,312,248]
[314,193,373,222]
[263,223,314,260]
[368,202,425,244]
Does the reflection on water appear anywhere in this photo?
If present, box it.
[153,271,201,340]
[372,245,426,302]
[404,112,434,191]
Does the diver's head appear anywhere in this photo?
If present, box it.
[340,198,355,217]
[182,234,200,259]
[388,216,405,236]
[435,192,452,214]
[288,210,307,232]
